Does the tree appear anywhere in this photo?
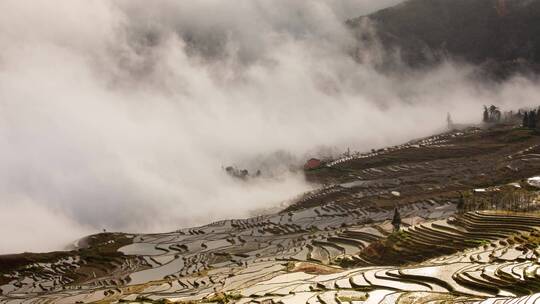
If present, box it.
[447,112,453,129]
[483,105,501,123]
[529,111,537,129]
[457,193,465,213]
[488,105,501,122]
[523,112,529,127]
[391,207,401,232]
[494,110,501,122]
[483,106,489,123]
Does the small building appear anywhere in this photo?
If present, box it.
[304,158,322,170]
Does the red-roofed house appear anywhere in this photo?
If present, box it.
[304,158,322,170]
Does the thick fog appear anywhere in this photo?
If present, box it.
[1,0,539,254]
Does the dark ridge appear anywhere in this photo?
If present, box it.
[347,0,540,78]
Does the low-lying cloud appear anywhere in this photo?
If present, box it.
[1,0,539,254]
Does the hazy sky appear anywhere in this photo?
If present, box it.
[1,0,539,254]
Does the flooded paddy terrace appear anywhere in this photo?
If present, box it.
[3,126,540,303]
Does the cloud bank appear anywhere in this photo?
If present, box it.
[1,0,540,254]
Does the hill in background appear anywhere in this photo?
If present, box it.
[348,0,540,77]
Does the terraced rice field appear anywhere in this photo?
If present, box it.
[3,125,540,303]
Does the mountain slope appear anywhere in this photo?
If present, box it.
[348,0,540,76]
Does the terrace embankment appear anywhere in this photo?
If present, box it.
[343,210,540,267]
[0,232,135,290]
[3,124,540,303]
[289,125,540,213]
